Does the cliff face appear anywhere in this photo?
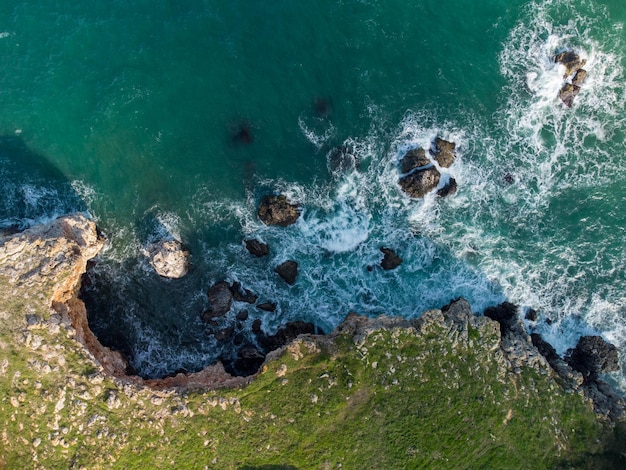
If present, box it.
[0,215,624,468]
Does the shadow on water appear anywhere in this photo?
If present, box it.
[0,136,85,232]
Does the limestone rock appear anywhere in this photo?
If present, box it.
[146,239,189,279]
[275,260,298,285]
[257,195,300,226]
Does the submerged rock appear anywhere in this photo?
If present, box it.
[257,195,300,226]
[275,260,298,285]
[380,247,402,270]
[398,166,441,198]
[328,145,358,174]
[244,238,269,257]
[430,137,456,168]
[146,239,190,279]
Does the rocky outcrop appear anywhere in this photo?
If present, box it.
[398,138,458,199]
[275,260,298,285]
[566,336,620,381]
[2,216,622,420]
[437,177,457,197]
[145,239,190,279]
[430,138,456,168]
[206,281,234,318]
[244,238,269,257]
[399,148,430,173]
[554,50,587,107]
[257,195,300,226]
[380,247,402,270]
[398,166,441,198]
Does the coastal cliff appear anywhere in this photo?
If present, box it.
[1,214,624,468]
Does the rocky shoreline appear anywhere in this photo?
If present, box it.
[1,213,623,420]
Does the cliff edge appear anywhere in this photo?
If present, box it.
[1,214,624,468]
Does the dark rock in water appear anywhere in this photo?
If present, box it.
[328,145,358,174]
[275,260,298,285]
[399,148,430,174]
[207,281,233,317]
[230,281,258,304]
[503,173,515,185]
[554,51,586,78]
[484,302,518,336]
[244,238,269,257]
[233,333,245,346]
[398,166,441,198]
[565,335,620,381]
[437,177,457,198]
[251,319,263,333]
[232,344,266,376]
[258,321,318,352]
[214,327,234,341]
[236,310,249,321]
[380,247,402,270]
[430,137,456,168]
[257,302,277,312]
[257,195,300,226]
[559,83,581,108]
[572,68,587,87]
[530,333,560,364]
[525,308,538,322]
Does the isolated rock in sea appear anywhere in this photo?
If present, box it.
[399,148,430,174]
[380,247,402,270]
[554,51,587,107]
[437,177,458,198]
[398,166,441,198]
[566,335,620,380]
[146,239,190,279]
[257,195,300,226]
[257,302,277,312]
[244,238,269,257]
[430,137,456,168]
[554,51,586,78]
[559,83,581,108]
[207,281,234,318]
[275,260,298,285]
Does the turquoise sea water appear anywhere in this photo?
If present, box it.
[1,0,626,383]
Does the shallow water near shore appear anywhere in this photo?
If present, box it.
[1,0,626,385]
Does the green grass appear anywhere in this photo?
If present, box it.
[1,269,625,469]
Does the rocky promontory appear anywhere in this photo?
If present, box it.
[1,215,624,468]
